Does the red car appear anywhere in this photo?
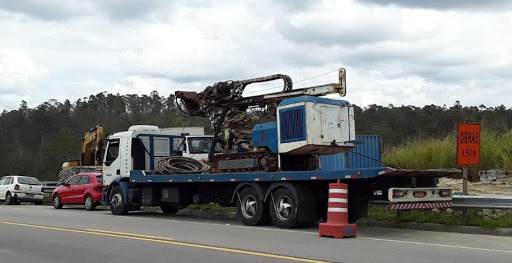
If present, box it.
[52,173,104,210]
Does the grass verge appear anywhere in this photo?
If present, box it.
[186,203,236,213]
[367,204,512,229]
[383,131,512,173]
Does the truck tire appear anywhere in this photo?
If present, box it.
[236,187,270,226]
[109,185,129,215]
[84,195,96,211]
[5,192,14,205]
[269,188,299,229]
[160,205,179,214]
[53,194,63,209]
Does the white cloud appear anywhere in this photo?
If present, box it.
[0,51,49,108]
[0,0,511,111]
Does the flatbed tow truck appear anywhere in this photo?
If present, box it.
[100,68,458,228]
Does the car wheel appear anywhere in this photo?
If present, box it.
[53,194,63,209]
[5,192,14,205]
[269,188,299,229]
[109,185,129,215]
[84,195,96,211]
[160,205,179,214]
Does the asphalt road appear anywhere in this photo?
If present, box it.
[0,205,511,263]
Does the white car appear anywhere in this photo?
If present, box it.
[0,175,44,205]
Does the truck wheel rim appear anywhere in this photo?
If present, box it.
[241,195,257,218]
[275,196,292,221]
[111,193,122,209]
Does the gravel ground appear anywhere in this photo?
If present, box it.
[439,176,512,195]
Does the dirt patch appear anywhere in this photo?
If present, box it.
[439,176,512,195]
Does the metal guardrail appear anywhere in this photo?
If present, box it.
[41,181,58,194]
[452,194,512,209]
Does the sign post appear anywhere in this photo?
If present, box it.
[457,123,481,220]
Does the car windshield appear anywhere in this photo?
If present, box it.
[18,176,42,185]
[187,137,222,154]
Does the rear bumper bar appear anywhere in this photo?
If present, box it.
[389,201,452,210]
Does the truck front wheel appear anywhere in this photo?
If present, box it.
[109,185,129,215]
[236,187,270,226]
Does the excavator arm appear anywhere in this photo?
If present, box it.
[81,125,104,166]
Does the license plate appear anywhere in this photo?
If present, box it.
[26,194,34,197]
[413,191,427,198]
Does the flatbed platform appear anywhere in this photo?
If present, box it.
[129,168,460,184]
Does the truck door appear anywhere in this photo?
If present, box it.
[103,138,121,186]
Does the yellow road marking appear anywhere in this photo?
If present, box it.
[85,229,174,241]
[1,221,328,263]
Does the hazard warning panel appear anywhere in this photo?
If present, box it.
[457,123,481,166]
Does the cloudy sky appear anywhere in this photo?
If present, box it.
[0,0,511,111]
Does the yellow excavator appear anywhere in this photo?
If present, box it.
[59,125,104,184]
[61,125,104,169]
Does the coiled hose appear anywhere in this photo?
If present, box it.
[156,156,207,174]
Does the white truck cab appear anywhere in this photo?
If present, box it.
[102,125,220,186]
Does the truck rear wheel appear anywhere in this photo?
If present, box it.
[109,185,129,215]
[269,188,299,229]
[236,187,270,226]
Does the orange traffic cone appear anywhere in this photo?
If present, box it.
[319,180,357,238]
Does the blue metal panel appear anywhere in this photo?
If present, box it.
[136,134,181,170]
[279,105,306,143]
[251,122,278,153]
[149,137,154,170]
[279,96,350,107]
[319,135,382,170]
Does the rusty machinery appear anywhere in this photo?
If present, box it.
[175,69,348,172]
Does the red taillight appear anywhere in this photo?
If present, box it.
[439,189,452,197]
[392,190,406,198]
[14,184,20,190]
[93,185,103,192]
[413,191,427,198]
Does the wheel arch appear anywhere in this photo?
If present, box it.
[230,182,268,204]
[263,182,300,204]
[83,193,93,201]
[105,177,131,205]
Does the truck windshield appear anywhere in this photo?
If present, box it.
[188,137,222,154]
